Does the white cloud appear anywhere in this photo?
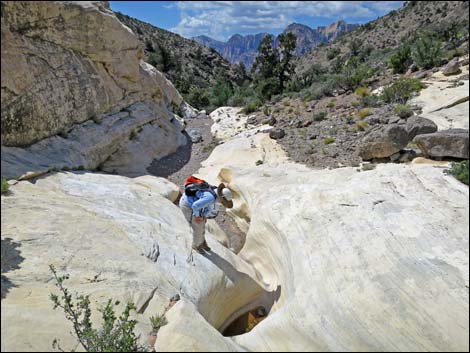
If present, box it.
[171,1,404,41]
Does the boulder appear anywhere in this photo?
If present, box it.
[414,71,428,79]
[187,128,203,143]
[414,129,469,159]
[269,128,286,140]
[359,124,410,160]
[406,116,438,139]
[442,58,462,76]
[262,116,277,126]
[246,116,258,125]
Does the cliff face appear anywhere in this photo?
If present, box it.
[1,1,190,178]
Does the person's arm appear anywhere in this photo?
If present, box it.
[191,191,216,217]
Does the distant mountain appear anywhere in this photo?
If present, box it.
[193,20,359,67]
[284,21,359,55]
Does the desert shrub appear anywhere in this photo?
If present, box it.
[339,59,376,90]
[149,314,168,335]
[323,137,335,144]
[361,95,381,108]
[445,160,469,185]
[351,100,360,107]
[313,111,327,121]
[242,97,262,114]
[327,47,341,60]
[49,265,148,352]
[1,178,8,194]
[381,78,424,104]
[171,101,183,117]
[393,104,413,118]
[187,85,210,110]
[210,78,233,107]
[353,120,369,132]
[327,101,335,108]
[357,108,371,120]
[389,45,412,73]
[412,35,442,69]
[355,86,370,97]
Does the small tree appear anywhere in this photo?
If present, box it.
[276,32,297,90]
[49,265,148,352]
[252,35,278,80]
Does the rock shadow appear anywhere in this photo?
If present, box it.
[201,250,281,334]
[1,238,25,299]
[147,132,193,178]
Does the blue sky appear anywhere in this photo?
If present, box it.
[110,1,404,41]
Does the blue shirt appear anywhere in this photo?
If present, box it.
[183,190,216,217]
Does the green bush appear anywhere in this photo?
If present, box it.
[326,47,341,60]
[242,97,262,114]
[149,314,168,335]
[357,108,371,120]
[361,95,381,108]
[389,45,412,74]
[323,137,335,144]
[313,111,327,122]
[354,86,370,97]
[353,120,369,132]
[393,104,413,118]
[445,160,469,185]
[210,78,233,107]
[1,178,9,194]
[187,85,210,110]
[49,265,148,352]
[381,78,424,104]
[327,101,335,108]
[412,35,442,69]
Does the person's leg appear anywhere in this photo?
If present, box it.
[179,197,206,249]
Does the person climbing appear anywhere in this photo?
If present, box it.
[179,176,233,253]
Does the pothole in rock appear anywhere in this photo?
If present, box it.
[222,306,268,337]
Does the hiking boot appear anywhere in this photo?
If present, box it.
[195,241,211,253]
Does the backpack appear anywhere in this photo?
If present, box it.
[184,176,219,219]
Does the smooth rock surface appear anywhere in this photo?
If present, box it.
[197,132,469,352]
[410,62,469,130]
[1,171,271,352]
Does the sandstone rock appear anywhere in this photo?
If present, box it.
[269,128,286,140]
[246,116,258,125]
[414,71,428,79]
[197,132,469,352]
[410,78,469,130]
[262,116,277,126]
[1,172,270,352]
[1,102,187,179]
[211,107,271,141]
[180,102,199,119]
[414,129,469,159]
[442,58,462,76]
[359,124,410,160]
[461,57,470,66]
[187,128,203,143]
[1,2,186,178]
[406,116,438,139]
[1,1,182,147]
